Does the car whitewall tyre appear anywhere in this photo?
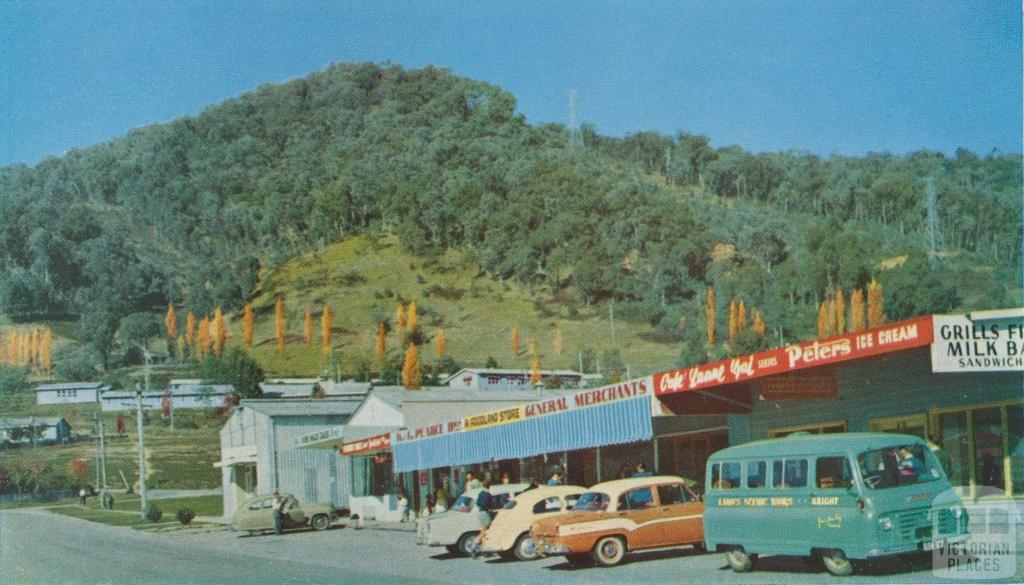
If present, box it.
[592,536,626,567]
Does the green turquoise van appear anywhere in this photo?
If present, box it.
[704,432,969,576]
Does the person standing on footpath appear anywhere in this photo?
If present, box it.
[271,491,284,536]
[632,462,652,477]
[547,469,563,486]
[465,471,482,490]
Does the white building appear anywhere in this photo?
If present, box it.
[216,397,363,520]
[444,368,584,391]
[35,382,108,405]
[100,384,234,411]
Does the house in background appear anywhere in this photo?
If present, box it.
[259,378,372,399]
[100,384,234,411]
[444,368,584,391]
[35,382,108,405]
[216,397,363,520]
[0,417,72,445]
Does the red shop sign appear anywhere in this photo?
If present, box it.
[654,316,933,396]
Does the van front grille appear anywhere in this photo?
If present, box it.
[895,507,957,540]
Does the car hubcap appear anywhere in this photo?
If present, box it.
[603,543,618,557]
[521,539,536,556]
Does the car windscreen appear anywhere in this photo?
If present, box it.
[502,499,517,510]
[572,492,609,512]
[857,444,944,490]
[451,495,474,512]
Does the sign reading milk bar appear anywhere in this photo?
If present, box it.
[931,313,1024,372]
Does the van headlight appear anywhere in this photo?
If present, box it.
[878,516,893,531]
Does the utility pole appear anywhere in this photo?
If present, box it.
[136,345,150,517]
[98,415,107,489]
[568,89,584,149]
[93,413,101,489]
[609,300,617,345]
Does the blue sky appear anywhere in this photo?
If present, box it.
[1,1,1020,166]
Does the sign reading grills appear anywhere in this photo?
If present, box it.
[931,313,1024,372]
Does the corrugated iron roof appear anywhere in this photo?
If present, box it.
[240,397,363,417]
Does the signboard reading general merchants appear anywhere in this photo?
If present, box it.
[931,312,1024,373]
[655,316,933,396]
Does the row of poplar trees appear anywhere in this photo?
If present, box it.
[1,327,53,374]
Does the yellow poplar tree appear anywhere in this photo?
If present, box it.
[407,300,419,336]
[28,329,38,369]
[850,288,866,332]
[303,305,314,347]
[321,305,333,356]
[8,331,18,365]
[531,353,542,385]
[242,303,255,347]
[435,328,446,357]
[867,279,885,328]
[395,303,407,344]
[275,296,286,353]
[185,312,196,345]
[213,307,226,357]
[553,327,562,357]
[375,322,387,365]
[728,300,738,343]
[511,328,521,356]
[176,334,186,360]
[402,343,421,389]
[834,290,846,335]
[165,303,178,340]
[817,301,829,338]
[705,287,716,346]
[737,301,747,334]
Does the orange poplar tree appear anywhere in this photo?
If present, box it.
[752,311,766,337]
[304,305,314,347]
[867,279,885,328]
[242,303,254,347]
[705,287,716,346]
[40,328,52,373]
[728,300,738,343]
[511,328,521,356]
[407,300,419,336]
[834,290,846,335]
[435,328,446,357]
[275,296,286,353]
[737,300,747,334]
[531,353,542,385]
[321,305,332,355]
[213,307,226,357]
[185,312,196,345]
[165,303,178,340]
[375,322,387,365]
[199,316,213,358]
[401,343,421,389]
[850,288,866,331]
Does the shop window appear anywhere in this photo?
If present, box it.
[711,462,741,489]
[746,461,766,489]
[973,407,1005,491]
[772,459,808,488]
[1009,405,1023,496]
[816,456,853,489]
[937,411,971,490]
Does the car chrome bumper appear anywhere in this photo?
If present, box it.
[534,541,570,556]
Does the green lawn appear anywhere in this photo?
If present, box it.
[47,494,222,527]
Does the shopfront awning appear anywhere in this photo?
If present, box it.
[392,394,652,473]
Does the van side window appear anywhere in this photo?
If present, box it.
[746,461,766,488]
[712,462,741,489]
[772,459,808,488]
[816,456,853,489]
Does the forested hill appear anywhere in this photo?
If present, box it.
[1,62,1020,370]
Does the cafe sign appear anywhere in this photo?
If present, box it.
[340,433,392,456]
[931,312,1024,373]
[655,316,933,396]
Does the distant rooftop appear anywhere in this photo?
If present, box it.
[240,397,363,417]
[36,382,106,392]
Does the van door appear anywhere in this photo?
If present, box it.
[810,456,860,551]
[767,458,810,553]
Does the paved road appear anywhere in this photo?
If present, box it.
[2,509,1022,585]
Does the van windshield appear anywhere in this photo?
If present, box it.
[857,444,944,490]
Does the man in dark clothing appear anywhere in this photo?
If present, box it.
[633,462,652,477]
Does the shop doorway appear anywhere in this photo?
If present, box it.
[657,430,728,493]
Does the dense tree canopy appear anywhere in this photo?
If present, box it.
[0,62,1019,373]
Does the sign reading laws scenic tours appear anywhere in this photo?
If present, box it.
[655,316,933,396]
[930,311,1024,373]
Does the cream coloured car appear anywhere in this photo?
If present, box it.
[476,485,586,561]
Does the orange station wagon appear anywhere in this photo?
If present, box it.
[531,476,705,567]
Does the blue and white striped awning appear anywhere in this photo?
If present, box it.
[392,395,652,473]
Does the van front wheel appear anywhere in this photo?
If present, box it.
[822,549,854,576]
[725,549,757,572]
